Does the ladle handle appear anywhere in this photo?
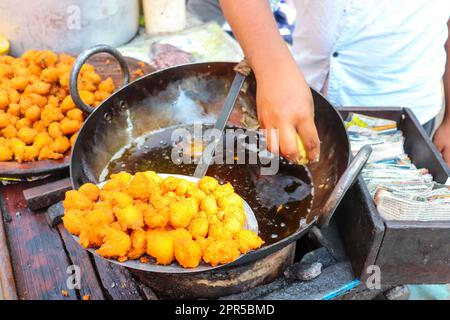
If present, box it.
[317,145,372,228]
[69,44,130,114]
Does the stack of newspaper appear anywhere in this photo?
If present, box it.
[346,113,450,221]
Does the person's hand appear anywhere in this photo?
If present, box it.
[255,64,320,163]
[433,119,450,166]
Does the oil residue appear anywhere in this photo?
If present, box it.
[102,126,313,245]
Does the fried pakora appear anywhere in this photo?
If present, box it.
[62,171,264,268]
[0,49,115,162]
[96,227,131,259]
[146,230,175,265]
[174,238,202,268]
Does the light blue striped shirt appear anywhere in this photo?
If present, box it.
[290,0,449,124]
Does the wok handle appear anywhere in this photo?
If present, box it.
[69,44,130,114]
[317,145,372,228]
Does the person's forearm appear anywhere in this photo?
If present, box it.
[219,0,299,80]
[444,20,450,122]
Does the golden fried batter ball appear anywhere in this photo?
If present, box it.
[222,206,246,225]
[100,190,133,208]
[83,70,102,85]
[0,112,10,128]
[28,93,47,108]
[78,208,114,249]
[59,53,75,64]
[126,172,160,200]
[19,95,32,111]
[88,208,115,226]
[127,229,147,260]
[222,214,244,235]
[66,108,83,122]
[41,105,63,125]
[102,172,133,192]
[200,195,218,215]
[92,201,114,222]
[24,105,41,121]
[50,136,70,154]
[208,223,234,240]
[47,95,60,107]
[7,88,20,104]
[98,78,115,93]
[198,176,219,194]
[0,144,13,161]
[188,212,209,240]
[111,171,133,185]
[59,118,81,135]
[170,228,192,242]
[79,90,95,106]
[38,146,64,160]
[7,103,21,117]
[115,204,144,231]
[143,204,169,229]
[161,176,178,193]
[10,76,29,91]
[202,238,241,267]
[62,209,85,236]
[174,238,202,268]
[9,137,25,153]
[94,90,110,102]
[78,79,96,92]
[234,230,264,254]
[15,118,32,130]
[2,125,17,139]
[213,182,234,199]
[96,227,131,259]
[48,122,63,139]
[79,224,106,248]
[142,170,164,184]
[35,50,58,68]
[64,190,93,211]
[149,193,170,210]
[217,193,244,209]
[169,198,197,228]
[78,183,100,202]
[33,131,52,149]
[33,120,46,132]
[173,179,191,196]
[14,145,39,162]
[0,90,9,110]
[29,81,51,95]
[40,67,59,83]
[70,132,78,146]
[60,95,75,112]
[146,230,174,265]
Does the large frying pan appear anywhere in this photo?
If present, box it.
[68,45,371,273]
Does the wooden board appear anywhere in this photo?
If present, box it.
[0,56,154,179]
[0,195,18,300]
[0,181,77,300]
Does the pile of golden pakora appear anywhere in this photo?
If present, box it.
[0,49,115,162]
[63,171,264,268]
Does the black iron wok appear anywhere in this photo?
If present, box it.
[68,45,371,274]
